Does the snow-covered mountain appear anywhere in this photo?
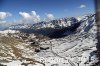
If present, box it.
[8,14,96,36]
[9,17,78,29]
[0,14,99,66]
[76,14,96,33]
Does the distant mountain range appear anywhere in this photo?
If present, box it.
[9,17,78,29]
[7,14,96,38]
[0,14,96,38]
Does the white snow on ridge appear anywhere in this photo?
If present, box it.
[0,29,19,35]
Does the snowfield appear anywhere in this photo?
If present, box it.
[3,33,97,66]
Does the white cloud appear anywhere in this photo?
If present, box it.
[32,11,37,16]
[19,12,31,19]
[0,12,12,20]
[78,4,86,8]
[46,13,54,21]
[0,12,12,24]
[31,11,40,22]
[19,11,40,23]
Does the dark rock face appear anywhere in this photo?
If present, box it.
[35,49,40,52]
[40,47,49,50]
[48,22,81,38]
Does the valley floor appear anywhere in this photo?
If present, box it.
[0,32,98,66]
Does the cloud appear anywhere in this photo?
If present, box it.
[31,11,41,22]
[78,4,86,8]
[19,11,40,23]
[19,12,31,19]
[0,12,12,24]
[0,12,12,20]
[45,13,54,21]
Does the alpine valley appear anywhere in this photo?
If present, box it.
[0,14,99,66]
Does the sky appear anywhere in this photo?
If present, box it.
[0,0,95,23]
